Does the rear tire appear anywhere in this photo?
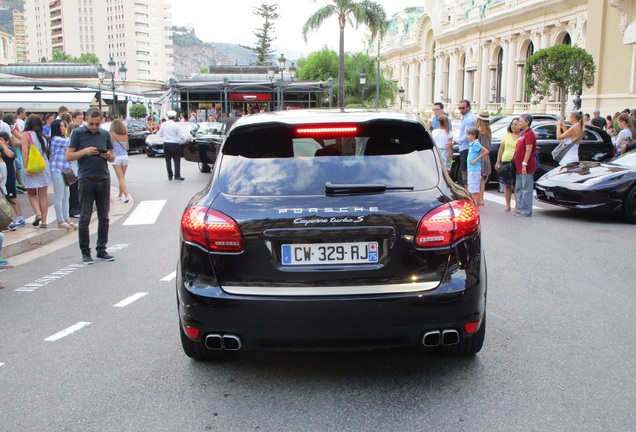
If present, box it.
[147,152,155,158]
[439,314,486,356]
[623,185,636,224]
[179,323,225,361]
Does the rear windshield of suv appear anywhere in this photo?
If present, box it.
[218,120,440,196]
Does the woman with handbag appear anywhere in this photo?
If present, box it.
[556,111,584,166]
[495,118,519,212]
[49,120,78,229]
[21,114,52,229]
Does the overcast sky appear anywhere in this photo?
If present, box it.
[169,0,420,59]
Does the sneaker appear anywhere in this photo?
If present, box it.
[96,252,115,262]
[15,219,25,227]
[0,258,8,265]
[116,195,122,201]
[82,255,94,265]
[123,195,130,203]
[8,222,18,231]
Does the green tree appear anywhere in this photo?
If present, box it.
[76,52,100,65]
[199,66,210,74]
[296,48,396,107]
[49,51,100,64]
[129,104,148,119]
[524,44,596,120]
[51,51,73,62]
[241,3,279,65]
[296,47,338,80]
[302,0,387,109]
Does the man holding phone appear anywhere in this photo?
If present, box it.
[66,108,115,265]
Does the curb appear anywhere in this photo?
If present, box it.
[2,188,132,260]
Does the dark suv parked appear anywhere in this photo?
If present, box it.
[177,109,487,360]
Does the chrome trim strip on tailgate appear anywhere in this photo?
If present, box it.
[222,282,439,296]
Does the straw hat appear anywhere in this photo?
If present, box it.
[477,111,490,121]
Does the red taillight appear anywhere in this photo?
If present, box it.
[415,200,480,248]
[295,125,358,136]
[181,206,243,253]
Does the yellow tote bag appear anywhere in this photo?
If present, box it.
[26,137,46,174]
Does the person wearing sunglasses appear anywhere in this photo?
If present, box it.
[454,100,476,187]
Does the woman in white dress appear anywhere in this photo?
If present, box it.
[20,114,52,228]
[556,110,584,166]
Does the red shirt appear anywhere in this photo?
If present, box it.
[514,128,537,174]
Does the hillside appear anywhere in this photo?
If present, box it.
[0,0,23,34]
[173,28,256,78]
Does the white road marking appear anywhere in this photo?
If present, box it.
[15,264,83,292]
[483,191,541,209]
[44,322,91,342]
[15,245,130,292]
[123,200,167,225]
[0,363,5,368]
[113,292,148,308]
[161,271,176,281]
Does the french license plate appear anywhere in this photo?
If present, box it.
[281,242,379,265]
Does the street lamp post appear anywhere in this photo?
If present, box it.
[223,77,229,116]
[96,64,105,110]
[399,86,405,110]
[267,54,296,110]
[98,56,127,118]
[359,73,366,107]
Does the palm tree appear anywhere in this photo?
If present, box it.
[302,0,386,109]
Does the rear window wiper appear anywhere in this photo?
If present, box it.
[325,182,414,195]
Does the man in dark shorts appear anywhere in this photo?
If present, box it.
[66,108,115,265]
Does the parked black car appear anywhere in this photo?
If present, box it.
[177,109,487,360]
[184,121,224,172]
[451,119,614,182]
[536,149,636,223]
[100,120,150,153]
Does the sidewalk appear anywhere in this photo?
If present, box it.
[2,187,131,259]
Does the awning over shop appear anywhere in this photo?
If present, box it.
[0,86,98,111]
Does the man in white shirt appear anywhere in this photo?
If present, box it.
[157,110,188,180]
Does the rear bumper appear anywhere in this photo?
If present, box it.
[177,254,487,351]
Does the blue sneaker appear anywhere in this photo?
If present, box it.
[15,218,25,227]
[0,258,8,265]
[8,222,18,231]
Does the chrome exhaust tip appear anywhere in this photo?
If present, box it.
[422,330,441,347]
[222,334,242,351]
[442,329,460,346]
[205,334,223,350]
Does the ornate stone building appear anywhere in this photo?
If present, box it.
[379,0,636,118]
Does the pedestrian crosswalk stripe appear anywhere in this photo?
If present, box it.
[123,200,167,225]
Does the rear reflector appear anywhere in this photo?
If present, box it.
[415,200,480,248]
[464,320,480,335]
[185,325,200,339]
[181,206,244,253]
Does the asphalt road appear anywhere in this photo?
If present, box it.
[0,155,634,431]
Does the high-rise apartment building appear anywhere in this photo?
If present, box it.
[12,11,28,63]
[24,0,174,89]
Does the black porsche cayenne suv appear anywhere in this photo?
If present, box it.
[178,109,487,359]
